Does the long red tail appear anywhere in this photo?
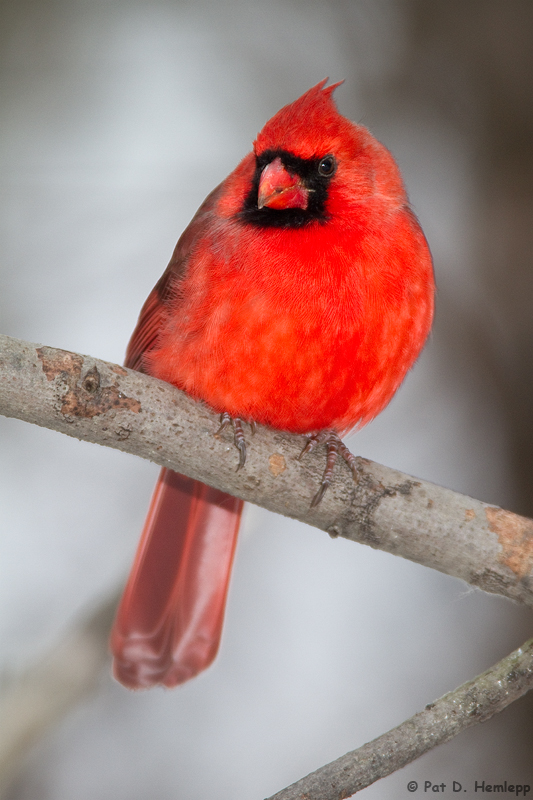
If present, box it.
[111,468,243,689]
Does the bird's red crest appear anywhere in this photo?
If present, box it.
[253,79,355,160]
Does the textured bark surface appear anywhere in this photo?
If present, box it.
[2,333,533,609]
[266,638,533,799]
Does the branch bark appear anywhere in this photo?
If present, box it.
[2,332,533,797]
[265,637,533,800]
[2,333,533,608]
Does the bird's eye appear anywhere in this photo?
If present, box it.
[318,155,336,177]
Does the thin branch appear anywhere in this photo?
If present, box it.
[266,637,533,800]
[0,594,119,796]
[2,333,533,608]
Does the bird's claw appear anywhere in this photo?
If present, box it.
[233,418,247,470]
[300,431,358,507]
[297,436,319,460]
[216,413,253,470]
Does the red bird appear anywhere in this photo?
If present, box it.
[111,81,434,689]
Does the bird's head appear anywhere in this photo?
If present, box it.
[218,81,406,227]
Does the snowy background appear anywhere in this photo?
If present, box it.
[1,1,532,798]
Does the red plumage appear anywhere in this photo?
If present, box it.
[111,80,434,689]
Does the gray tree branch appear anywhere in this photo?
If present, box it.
[266,637,533,799]
[1,332,533,798]
[2,332,533,608]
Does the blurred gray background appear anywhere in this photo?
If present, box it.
[1,1,533,797]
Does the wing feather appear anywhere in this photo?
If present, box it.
[125,184,224,372]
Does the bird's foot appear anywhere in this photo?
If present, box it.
[216,413,254,470]
[298,431,358,507]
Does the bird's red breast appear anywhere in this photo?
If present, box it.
[129,79,434,435]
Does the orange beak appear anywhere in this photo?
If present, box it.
[257,157,309,210]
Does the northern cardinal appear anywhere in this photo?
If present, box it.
[111,81,434,689]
